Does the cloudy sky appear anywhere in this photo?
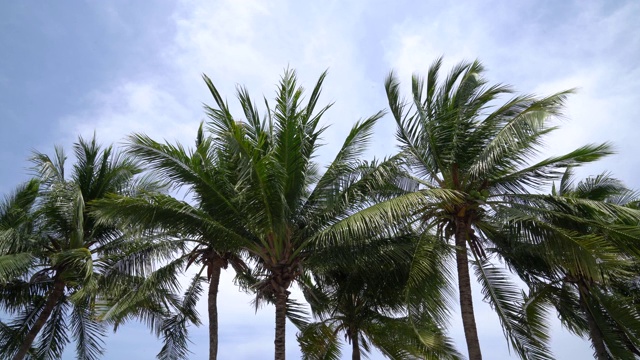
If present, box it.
[1,1,639,359]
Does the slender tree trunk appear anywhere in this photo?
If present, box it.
[455,219,482,360]
[351,331,361,360]
[274,287,289,360]
[13,279,65,360]
[208,263,223,360]
[579,285,608,360]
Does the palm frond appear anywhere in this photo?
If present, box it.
[0,253,37,283]
[70,302,106,360]
[472,258,553,360]
[34,300,70,360]
[297,322,342,360]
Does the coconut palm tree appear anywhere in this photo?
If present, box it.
[498,170,640,359]
[201,69,431,360]
[91,123,250,360]
[384,58,613,360]
[0,136,165,360]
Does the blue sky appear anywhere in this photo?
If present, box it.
[1,1,639,359]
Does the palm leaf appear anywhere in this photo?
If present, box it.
[70,302,106,360]
[472,257,553,360]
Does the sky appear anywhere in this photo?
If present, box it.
[1,0,639,359]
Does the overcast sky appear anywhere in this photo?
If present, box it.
[1,1,639,359]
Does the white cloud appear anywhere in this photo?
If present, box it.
[59,80,200,148]
[384,0,640,185]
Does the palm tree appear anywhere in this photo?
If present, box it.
[384,58,613,360]
[297,231,461,360]
[499,170,640,359]
[91,123,249,360]
[201,69,424,360]
[0,136,161,360]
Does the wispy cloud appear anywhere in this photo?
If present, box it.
[60,81,198,146]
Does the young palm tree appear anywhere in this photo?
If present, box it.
[297,232,460,360]
[91,124,249,360]
[384,58,613,360]
[499,170,640,359]
[0,136,160,360]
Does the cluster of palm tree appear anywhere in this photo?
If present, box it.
[1,59,639,360]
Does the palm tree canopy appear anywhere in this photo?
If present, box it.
[0,136,168,360]
[200,69,401,289]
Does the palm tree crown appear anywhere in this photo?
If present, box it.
[0,136,152,360]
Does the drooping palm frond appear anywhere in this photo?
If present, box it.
[34,300,70,360]
[298,229,458,360]
[155,273,206,360]
[0,180,41,281]
[472,257,552,360]
[1,299,49,357]
[0,254,37,284]
[588,286,640,358]
[69,301,106,360]
[99,256,188,329]
[0,179,39,231]
[364,314,462,360]
[403,230,456,333]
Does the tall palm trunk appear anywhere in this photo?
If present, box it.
[455,219,482,360]
[208,263,223,360]
[13,279,65,360]
[274,286,289,360]
[579,284,608,360]
[351,331,361,360]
